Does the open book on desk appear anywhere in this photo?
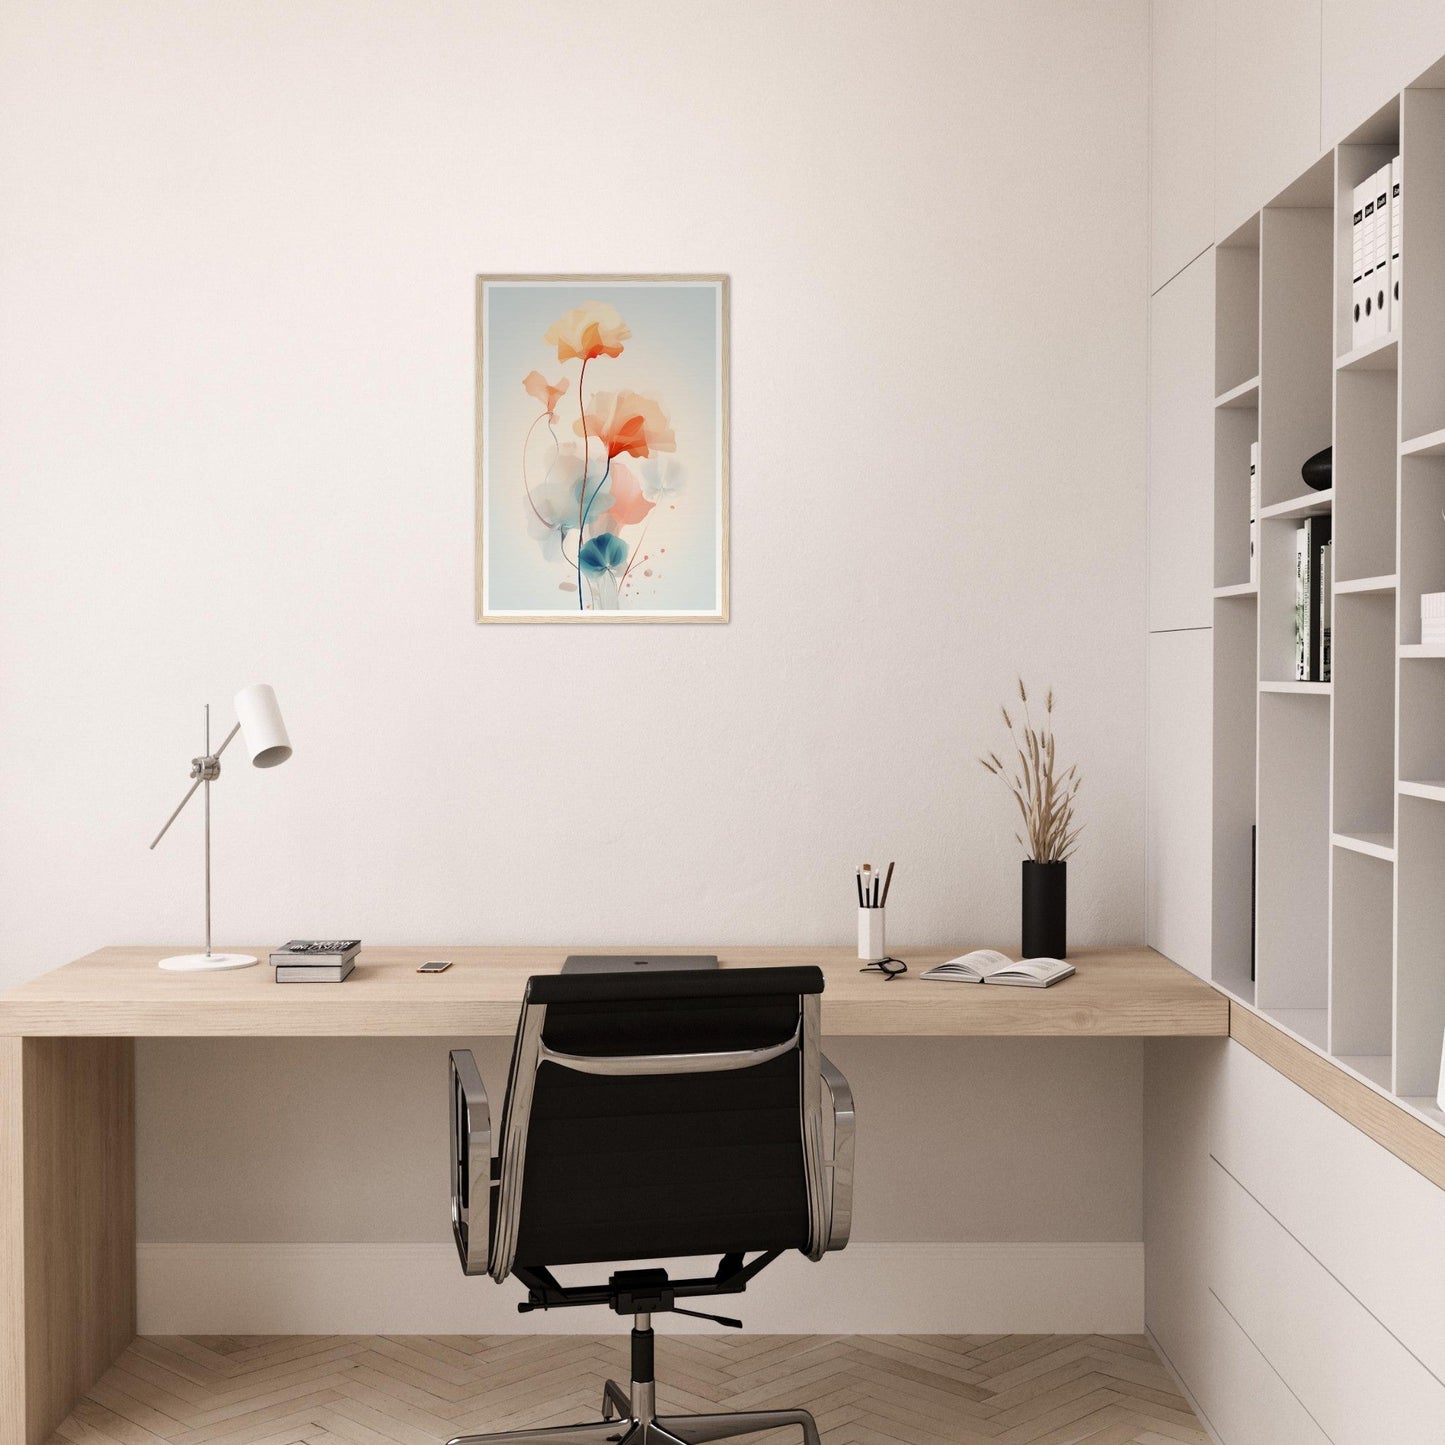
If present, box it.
[920,950,1075,988]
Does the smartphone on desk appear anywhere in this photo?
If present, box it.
[417,959,452,973]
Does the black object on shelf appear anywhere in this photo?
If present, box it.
[1302,445,1332,492]
[1022,859,1066,959]
[1250,824,1257,984]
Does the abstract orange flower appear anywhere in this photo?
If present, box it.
[575,390,676,460]
[522,370,569,416]
[543,301,631,363]
[601,461,655,528]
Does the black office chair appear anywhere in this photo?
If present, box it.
[446,965,855,1445]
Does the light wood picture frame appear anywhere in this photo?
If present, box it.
[475,274,729,623]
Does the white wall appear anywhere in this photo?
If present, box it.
[0,0,1151,1317]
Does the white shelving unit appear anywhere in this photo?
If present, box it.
[1212,81,1445,1138]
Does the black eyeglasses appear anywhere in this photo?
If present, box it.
[859,957,908,981]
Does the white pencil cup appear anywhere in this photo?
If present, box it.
[858,908,887,963]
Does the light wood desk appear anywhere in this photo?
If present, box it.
[0,944,1224,1445]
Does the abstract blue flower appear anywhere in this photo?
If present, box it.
[578,532,629,575]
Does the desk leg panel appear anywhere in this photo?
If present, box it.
[0,1037,136,1445]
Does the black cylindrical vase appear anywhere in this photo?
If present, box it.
[1021,860,1067,958]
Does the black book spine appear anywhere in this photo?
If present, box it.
[1307,515,1332,680]
[1250,824,1257,983]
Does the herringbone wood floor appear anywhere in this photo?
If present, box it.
[49,1334,1209,1445]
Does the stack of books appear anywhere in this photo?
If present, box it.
[1351,156,1401,347]
[270,939,361,983]
[1294,517,1332,682]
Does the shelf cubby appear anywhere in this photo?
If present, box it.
[1255,692,1330,1019]
[1331,591,1396,836]
[1400,85,1445,442]
[1396,796,1445,1100]
[1398,653,1445,783]
[1259,187,1333,511]
[1334,370,1397,581]
[1214,403,1257,589]
[1257,506,1331,686]
[1398,455,1445,644]
[1216,215,1260,398]
[1212,593,1259,1004]
[1335,119,1399,363]
[1329,848,1393,1065]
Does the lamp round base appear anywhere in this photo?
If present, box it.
[157,952,258,972]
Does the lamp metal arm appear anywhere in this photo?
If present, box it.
[148,720,241,850]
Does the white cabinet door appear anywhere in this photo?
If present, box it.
[1322,0,1445,144]
[1215,0,1322,236]
[1149,252,1215,631]
[1147,629,1213,977]
[1151,0,1216,291]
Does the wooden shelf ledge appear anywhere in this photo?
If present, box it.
[1230,1003,1445,1190]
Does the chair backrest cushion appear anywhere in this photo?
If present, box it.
[506,966,823,1269]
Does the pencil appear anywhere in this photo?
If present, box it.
[881,860,895,906]
[855,870,865,907]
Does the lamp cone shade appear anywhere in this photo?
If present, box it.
[234,684,292,768]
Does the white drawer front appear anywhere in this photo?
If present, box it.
[1216,1040,1445,1380]
[1196,1288,1330,1445]
[1209,1158,1445,1444]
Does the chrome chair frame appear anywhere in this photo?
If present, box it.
[446,985,855,1445]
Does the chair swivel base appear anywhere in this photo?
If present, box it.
[445,1375,821,1445]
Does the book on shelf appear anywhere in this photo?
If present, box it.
[1421,591,1445,643]
[276,958,356,984]
[270,939,361,966]
[1293,516,1332,681]
[1250,824,1256,984]
[1249,441,1259,584]
[1351,179,1367,348]
[1295,525,1309,679]
[1391,154,1402,330]
[920,950,1074,988]
[1320,539,1332,682]
[1373,164,1392,340]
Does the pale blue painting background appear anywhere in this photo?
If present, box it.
[481,281,721,615]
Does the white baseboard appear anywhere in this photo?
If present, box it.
[137,1241,1143,1336]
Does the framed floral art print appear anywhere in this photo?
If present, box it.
[475,275,729,622]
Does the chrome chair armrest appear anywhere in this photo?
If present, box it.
[449,1049,493,1276]
[819,1053,855,1252]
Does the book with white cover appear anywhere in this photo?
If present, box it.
[1363,173,1380,341]
[1391,155,1402,331]
[1372,164,1391,341]
[1295,525,1309,680]
[921,950,1075,988]
[1351,179,1367,348]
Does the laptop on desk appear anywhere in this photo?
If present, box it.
[561,954,719,974]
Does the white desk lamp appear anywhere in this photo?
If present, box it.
[149,683,292,972]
